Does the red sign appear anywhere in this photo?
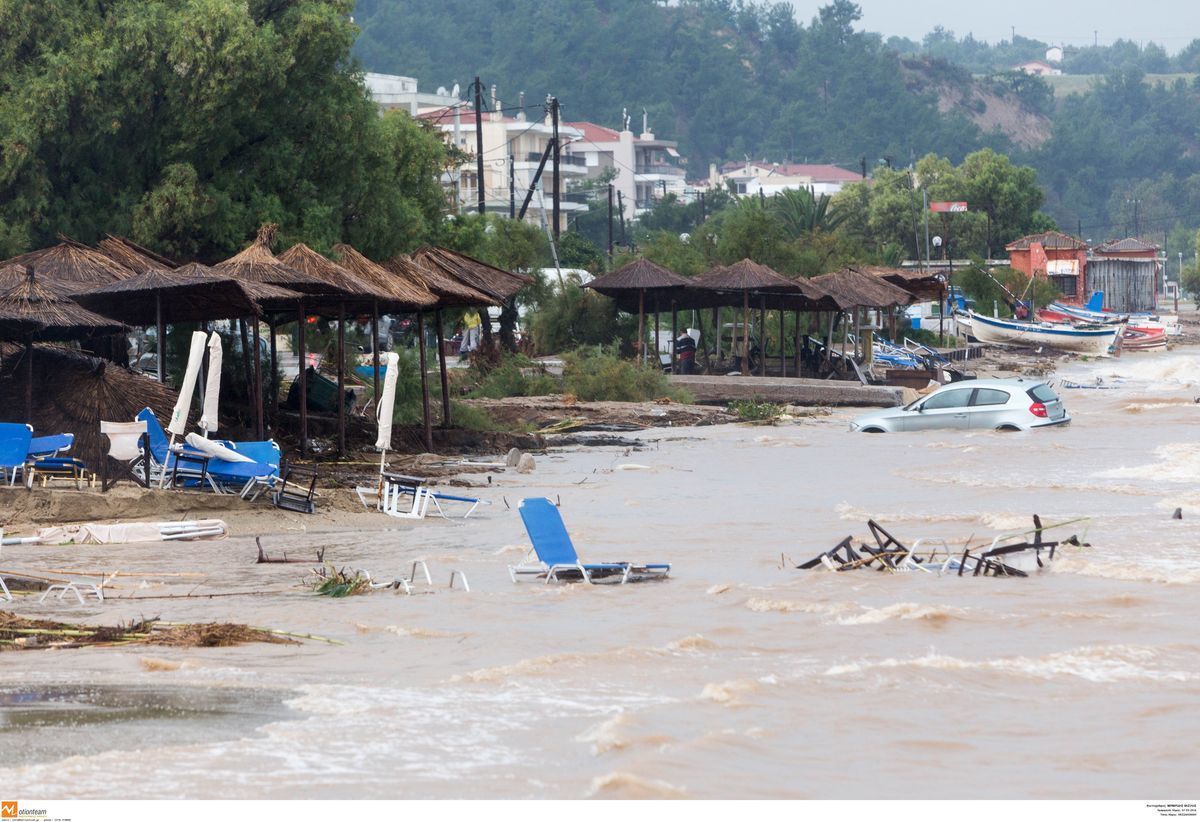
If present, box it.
[930,201,968,213]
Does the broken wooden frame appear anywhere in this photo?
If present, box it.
[798,515,1088,577]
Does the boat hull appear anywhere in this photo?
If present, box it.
[966,311,1121,357]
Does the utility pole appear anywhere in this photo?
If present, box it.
[616,190,627,246]
[607,183,614,266]
[509,153,516,219]
[517,142,553,220]
[923,190,931,272]
[860,156,867,179]
[699,191,706,221]
[549,95,560,240]
[474,77,485,215]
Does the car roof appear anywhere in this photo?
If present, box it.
[931,378,1043,391]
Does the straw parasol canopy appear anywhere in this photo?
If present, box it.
[277,243,381,310]
[212,224,333,295]
[96,235,177,274]
[584,257,691,312]
[331,243,437,310]
[851,265,942,302]
[0,268,128,341]
[388,253,494,307]
[0,341,177,469]
[811,267,915,309]
[74,263,303,326]
[411,246,532,303]
[1,235,135,294]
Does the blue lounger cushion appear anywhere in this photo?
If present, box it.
[516,497,670,583]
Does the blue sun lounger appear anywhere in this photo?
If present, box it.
[509,497,670,584]
[0,423,33,486]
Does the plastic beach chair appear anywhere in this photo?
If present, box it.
[200,440,282,499]
[0,423,33,486]
[509,497,671,584]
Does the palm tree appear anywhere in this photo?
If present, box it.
[771,187,846,239]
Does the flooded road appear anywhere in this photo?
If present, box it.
[2,351,1199,799]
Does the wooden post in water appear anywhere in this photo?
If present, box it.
[435,308,451,427]
[336,303,346,457]
[417,312,433,452]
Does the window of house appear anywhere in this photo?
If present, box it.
[1050,274,1077,297]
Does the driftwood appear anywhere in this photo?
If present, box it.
[256,536,325,564]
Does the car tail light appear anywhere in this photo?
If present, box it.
[1029,401,1048,418]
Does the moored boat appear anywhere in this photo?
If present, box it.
[962,310,1122,357]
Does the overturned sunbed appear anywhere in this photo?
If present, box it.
[797,516,1088,577]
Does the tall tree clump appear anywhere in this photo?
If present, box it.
[0,0,450,260]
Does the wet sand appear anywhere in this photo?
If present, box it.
[2,351,1199,799]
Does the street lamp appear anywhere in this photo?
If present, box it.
[932,236,945,340]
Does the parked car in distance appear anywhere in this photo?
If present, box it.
[850,378,1070,433]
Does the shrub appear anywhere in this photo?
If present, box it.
[562,344,686,402]
[467,355,559,399]
[527,281,635,354]
[728,399,783,421]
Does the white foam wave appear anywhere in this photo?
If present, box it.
[834,602,967,626]
[1095,442,1200,484]
[825,645,1196,684]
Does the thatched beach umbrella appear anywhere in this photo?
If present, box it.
[584,258,691,365]
[74,263,302,387]
[214,225,340,450]
[333,244,441,451]
[0,342,178,471]
[96,235,177,275]
[411,246,532,304]
[2,236,135,294]
[0,269,128,421]
[691,260,811,376]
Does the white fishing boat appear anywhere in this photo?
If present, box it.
[961,310,1122,357]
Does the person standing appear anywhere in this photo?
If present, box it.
[674,329,697,374]
[461,309,481,358]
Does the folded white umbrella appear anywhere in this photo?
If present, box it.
[375,352,400,453]
[168,331,209,437]
[184,432,253,463]
[198,331,223,435]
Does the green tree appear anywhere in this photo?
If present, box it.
[0,0,450,260]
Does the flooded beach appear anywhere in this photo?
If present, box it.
[3,351,1199,799]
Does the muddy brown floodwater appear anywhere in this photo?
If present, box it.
[1,351,1199,799]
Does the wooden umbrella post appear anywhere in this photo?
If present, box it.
[25,338,33,424]
[417,312,433,452]
[252,317,263,438]
[712,306,720,363]
[637,288,645,364]
[371,300,381,405]
[297,304,307,457]
[336,302,346,457]
[670,300,678,374]
[759,296,766,377]
[435,308,451,428]
[741,289,750,376]
[653,294,660,369]
[268,318,278,430]
[794,310,802,376]
[156,293,166,385]
[779,307,786,378]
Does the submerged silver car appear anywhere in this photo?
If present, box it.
[850,378,1070,433]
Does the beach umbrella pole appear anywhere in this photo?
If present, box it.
[670,301,677,374]
[156,293,165,385]
[268,319,278,430]
[417,313,433,451]
[252,318,263,439]
[637,289,645,364]
[337,303,346,458]
[435,309,451,428]
[371,300,380,406]
[759,296,766,377]
[741,289,750,376]
[654,295,660,367]
[779,308,786,378]
[25,339,33,424]
[298,304,307,457]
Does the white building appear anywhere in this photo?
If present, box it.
[363,72,460,116]
[565,113,688,222]
[1045,46,1064,64]
[418,101,588,233]
[706,161,863,198]
[1013,60,1062,77]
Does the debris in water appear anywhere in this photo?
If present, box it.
[0,611,299,651]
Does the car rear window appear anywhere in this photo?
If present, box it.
[1027,384,1059,403]
[972,388,1010,406]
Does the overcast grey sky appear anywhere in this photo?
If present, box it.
[791,1,1200,52]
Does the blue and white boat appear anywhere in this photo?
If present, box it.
[959,310,1122,357]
